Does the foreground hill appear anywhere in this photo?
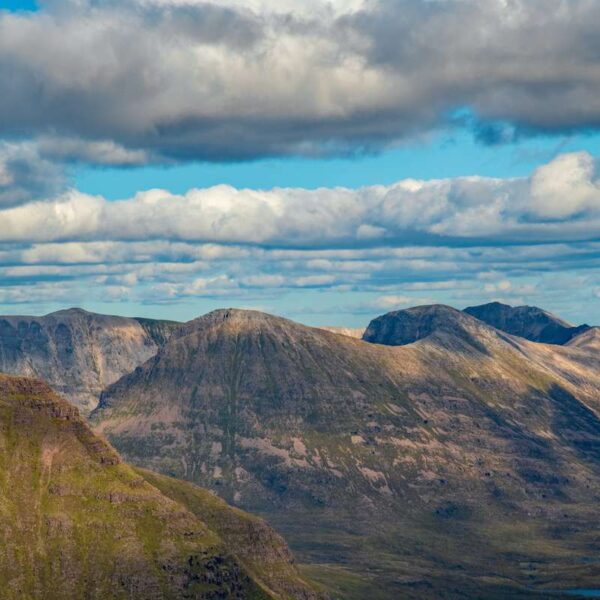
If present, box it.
[0,374,322,600]
[0,308,180,413]
[463,301,590,344]
[93,307,600,599]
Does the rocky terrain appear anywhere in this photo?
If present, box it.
[463,301,590,344]
[92,306,600,599]
[0,373,322,600]
[0,308,180,413]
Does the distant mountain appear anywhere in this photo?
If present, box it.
[0,308,180,413]
[92,307,600,599]
[318,326,365,339]
[0,373,322,600]
[463,301,590,344]
[362,304,491,349]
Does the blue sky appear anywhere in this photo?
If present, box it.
[2,0,600,326]
[76,130,600,200]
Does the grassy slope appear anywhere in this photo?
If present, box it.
[139,468,325,600]
[0,374,321,600]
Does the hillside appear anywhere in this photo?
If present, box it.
[317,327,364,339]
[93,307,600,599]
[0,308,180,413]
[463,301,590,344]
[0,373,322,600]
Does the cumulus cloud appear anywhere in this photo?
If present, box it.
[0,151,599,321]
[530,152,600,219]
[3,0,600,162]
[1,152,599,246]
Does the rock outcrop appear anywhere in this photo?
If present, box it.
[0,308,180,413]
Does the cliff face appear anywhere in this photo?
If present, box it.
[92,307,600,599]
[0,308,180,413]
[463,301,590,344]
[0,373,323,600]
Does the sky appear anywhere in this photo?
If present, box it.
[2,0,600,326]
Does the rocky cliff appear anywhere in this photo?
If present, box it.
[0,308,180,413]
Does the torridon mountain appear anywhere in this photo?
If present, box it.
[0,308,180,413]
[463,301,590,345]
[0,373,323,600]
[92,306,600,599]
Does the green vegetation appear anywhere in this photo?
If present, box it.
[0,374,321,600]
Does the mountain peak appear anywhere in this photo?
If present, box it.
[362,303,490,349]
[464,301,589,344]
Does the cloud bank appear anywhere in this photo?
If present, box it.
[1,152,598,246]
[2,0,600,162]
[1,151,600,323]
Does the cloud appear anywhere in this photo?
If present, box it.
[1,152,600,247]
[530,152,600,219]
[1,151,600,321]
[0,142,66,207]
[37,136,150,166]
[3,0,600,162]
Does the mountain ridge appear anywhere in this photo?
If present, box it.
[92,306,600,599]
[463,301,590,344]
[0,308,181,413]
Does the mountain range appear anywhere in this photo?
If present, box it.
[89,304,600,599]
[1,301,598,599]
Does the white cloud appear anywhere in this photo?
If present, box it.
[1,152,599,247]
[530,152,600,219]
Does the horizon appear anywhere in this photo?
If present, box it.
[2,0,600,326]
[1,299,594,331]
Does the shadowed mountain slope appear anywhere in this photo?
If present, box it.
[0,308,180,413]
[361,304,492,350]
[463,301,590,345]
[92,307,600,599]
[0,373,322,600]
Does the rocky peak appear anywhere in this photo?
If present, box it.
[362,304,492,351]
[464,301,590,344]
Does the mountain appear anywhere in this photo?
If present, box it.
[92,307,600,599]
[566,326,600,352]
[0,373,322,600]
[463,301,590,344]
[0,308,180,413]
[317,327,364,339]
[362,304,492,349]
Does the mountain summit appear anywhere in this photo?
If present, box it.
[463,301,590,344]
[362,304,494,351]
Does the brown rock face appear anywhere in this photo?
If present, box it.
[93,307,600,599]
[0,373,323,600]
[0,308,180,413]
